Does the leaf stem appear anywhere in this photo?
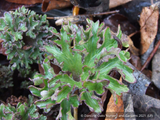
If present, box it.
[74,107,78,120]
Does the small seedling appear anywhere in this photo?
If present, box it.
[0,95,46,120]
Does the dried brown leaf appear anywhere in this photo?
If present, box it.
[105,94,124,120]
[130,54,142,70]
[0,40,6,56]
[42,0,72,12]
[140,7,159,54]
[105,78,124,120]
[127,36,139,56]
[6,95,27,106]
[109,0,132,9]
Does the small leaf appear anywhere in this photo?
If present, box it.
[0,18,6,30]
[14,32,22,41]
[69,95,79,108]
[83,81,105,95]
[27,104,37,114]
[80,92,102,113]
[97,57,135,83]
[29,86,41,97]
[99,74,129,95]
[40,89,54,100]
[17,104,25,116]
[49,74,82,88]
[4,12,13,27]
[36,99,56,109]
[31,73,44,85]
[59,99,71,120]
[19,23,27,32]
[57,85,72,103]
[42,63,54,79]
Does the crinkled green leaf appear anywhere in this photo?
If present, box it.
[80,66,91,81]
[80,92,102,113]
[45,28,83,76]
[57,85,72,103]
[14,32,22,41]
[19,23,27,32]
[49,74,82,88]
[83,81,105,95]
[29,86,41,97]
[2,114,14,120]
[31,73,44,85]
[17,104,25,116]
[0,18,6,30]
[99,74,129,95]
[7,49,16,59]
[29,112,39,119]
[117,25,129,47]
[69,95,79,108]
[6,104,16,112]
[97,57,135,83]
[83,22,101,67]
[36,99,56,109]
[40,89,55,100]
[0,104,5,117]
[101,28,118,51]
[42,62,54,79]
[38,115,47,120]
[4,12,13,27]
[28,104,37,114]
[59,99,71,120]
[119,51,130,62]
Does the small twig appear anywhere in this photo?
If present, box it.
[141,40,160,71]
[74,107,78,120]
[128,31,139,38]
[73,88,79,120]
[47,10,119,20]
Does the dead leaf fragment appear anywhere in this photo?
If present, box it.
[130,54,142,70]
[109,0,132,9]
[6,95,27,106]
[104,14,137,35]
[0,40,6,56]
[121,34,139,56]
[105,94,124,120]
[42,0,72,12]
[105,77,124,120]
[140,7,159,54]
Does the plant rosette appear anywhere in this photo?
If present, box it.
[0,6,57,75]
[0,95,46,120]
[29,19,136,120]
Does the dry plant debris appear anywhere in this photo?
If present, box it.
[109,0,132,9]
[105,77,124,120]
[140,6,159,55]
[42,0,71,12]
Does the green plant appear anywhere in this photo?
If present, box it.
[0,6,56,74]
[0,65,13,89]
[29,19,136,119]
[0,95,46,120]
